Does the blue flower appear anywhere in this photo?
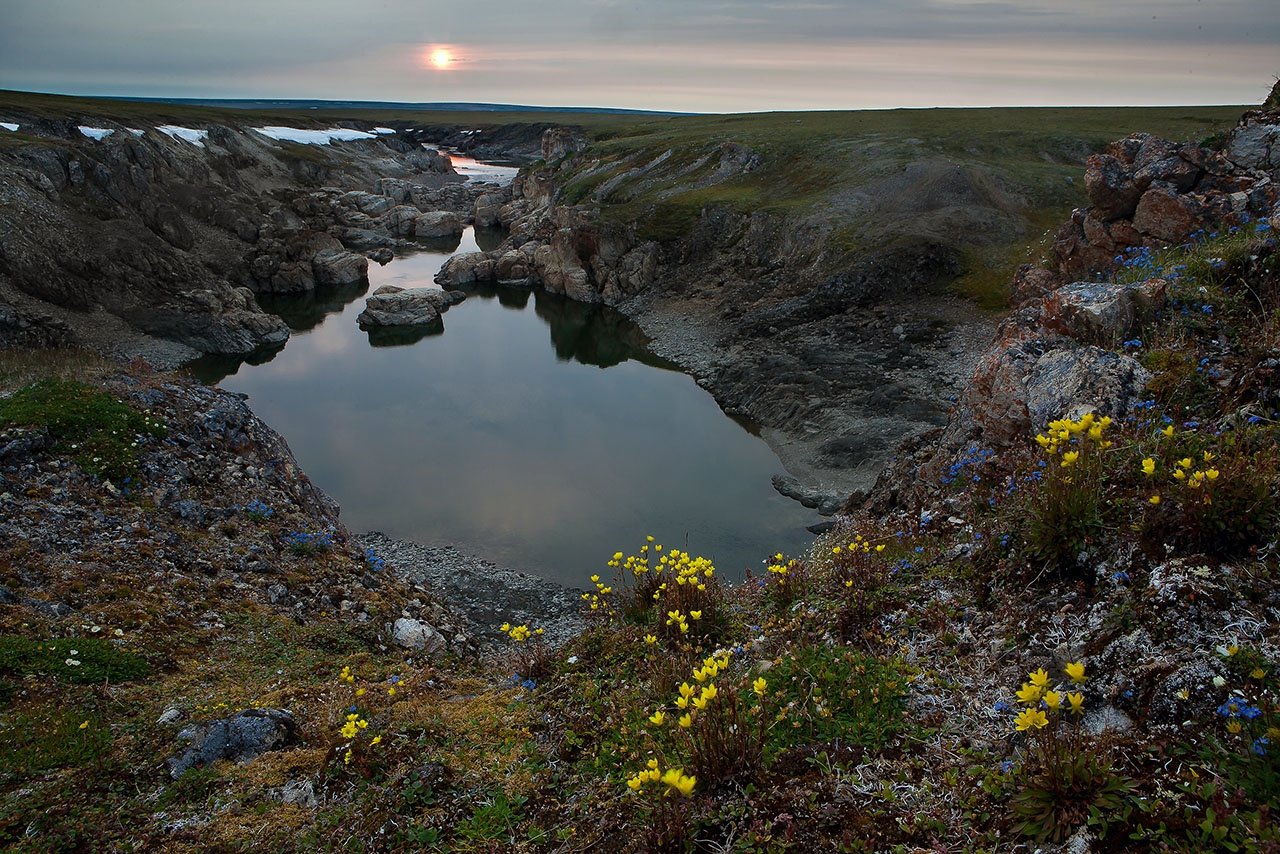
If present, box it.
[999,760,1015,773]
[1254,737,1270,757]
[1112,571,1130,584]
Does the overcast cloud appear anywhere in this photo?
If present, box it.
[0,0,1275,111]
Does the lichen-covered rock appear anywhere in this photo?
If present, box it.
[311,248,369,286]
[1041,278,1166,343]
[413,211,463,239]
[1132,183,1206,242]
[165,708,297,778]
[435,251,496,286]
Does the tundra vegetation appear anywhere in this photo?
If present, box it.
[0,90,1277,851]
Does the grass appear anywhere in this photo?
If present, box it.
[0,377,166,482]
[0,635,151,686]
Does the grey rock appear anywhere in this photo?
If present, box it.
[311,248,369,286]
[413,211,463,239]
[1083,704,1133,735]
[390,617,446,655]
[356,286,464,329]
[166,708,297,778]
[1023,346,1152,430]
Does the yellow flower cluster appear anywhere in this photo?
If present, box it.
[339,712,369,740]
[1013,663,1086,731]
[581,574,614,611]
[1035,412,1113,463]
[831,534,887,557]
[647,651,734,731]
[338,665,355,684]
[766,552,798,586]
[499,623,544,643]
[664,608,704,634]
[625,759,696,797]
[1144,450,1220,505]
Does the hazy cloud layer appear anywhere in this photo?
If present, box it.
[1,0,1275,110]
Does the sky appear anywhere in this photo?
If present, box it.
[0,0,1276,112]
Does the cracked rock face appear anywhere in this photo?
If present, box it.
[165,708,297,778]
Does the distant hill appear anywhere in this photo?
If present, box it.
[102,96,694,117]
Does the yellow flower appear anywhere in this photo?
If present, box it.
[646,535,655,542]
[1173,469,1187,481]
[679,682,696,698]
[1015,682,1043,705]
[626,776,643,792]
[343,749,352,764]
[1141,458,1156,475]
[1014,708,1049,731]
[79,720,89,730]
[1060,451,1079,467]
[690,610,702,620]
[1204,469,1219,481]
[1067,692,1084,714]
[1042,690,1061,710]
[1227,720,1243,734]
[388,686,396,697]
[370,735,382,746]
[678,713,692,729]
[661,768,696,797]
[644,634,657,645]
[1162,424,1175,438]
[1028,668,1050,688]
[1251,668,1267,679]
[1064,661,1086,684]
[832,546,842,555]
[1177,457,1192,469]
[355,688,366,697]
[875,544,886,552]
[1149,494,1161,505]
[589,574,600,583]
[753,676,768,696]
[649,711,665,726]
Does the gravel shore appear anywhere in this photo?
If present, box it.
[358,531,587,649]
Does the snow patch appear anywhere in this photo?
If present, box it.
[127,128,145,137]
[157,125,208,147]
[253,126,380,145]
[373,127,397,135]
[0,122,18,132]
[79,126,115,140]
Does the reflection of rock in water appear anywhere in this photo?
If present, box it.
[474,226,506,253]
[410,233,465,255]
[531,292,677,371]
[185,343,287,385]
[258,280,372,333]
[365,322,443,348]
[459,281,533,310]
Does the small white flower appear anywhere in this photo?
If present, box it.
[114,628,124,637]
[65,658,81,667]
[566,655,579,665]
[1213,675,1227,688]
[90,626,101,633]
[70,649,79,655]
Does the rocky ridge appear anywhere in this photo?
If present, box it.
[0,116,498,361]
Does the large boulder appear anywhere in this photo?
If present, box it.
[311,248,369,286]
[1084,154,1143,221]
[356,285,464,328]
[473,192,504,228]
[165,708,297,778]
[436,251,496,286]
[413,211,463,239]
[1041,278,1166,343]
[1132,183,1206,242]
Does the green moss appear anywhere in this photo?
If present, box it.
[0,378,165,481]
[0,635,151,684]
[0,707,113,784]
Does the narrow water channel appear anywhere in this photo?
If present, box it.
[192,228,819,586]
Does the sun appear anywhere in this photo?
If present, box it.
[430,48,453,69]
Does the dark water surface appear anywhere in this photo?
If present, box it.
[193,229,818,586]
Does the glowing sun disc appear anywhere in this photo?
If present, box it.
[430,48,453,69]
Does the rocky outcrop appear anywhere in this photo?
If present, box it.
[869,105,1280,509]
[356,285,465,328]
[0,116,486,357]
[1054,111,1279,277]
